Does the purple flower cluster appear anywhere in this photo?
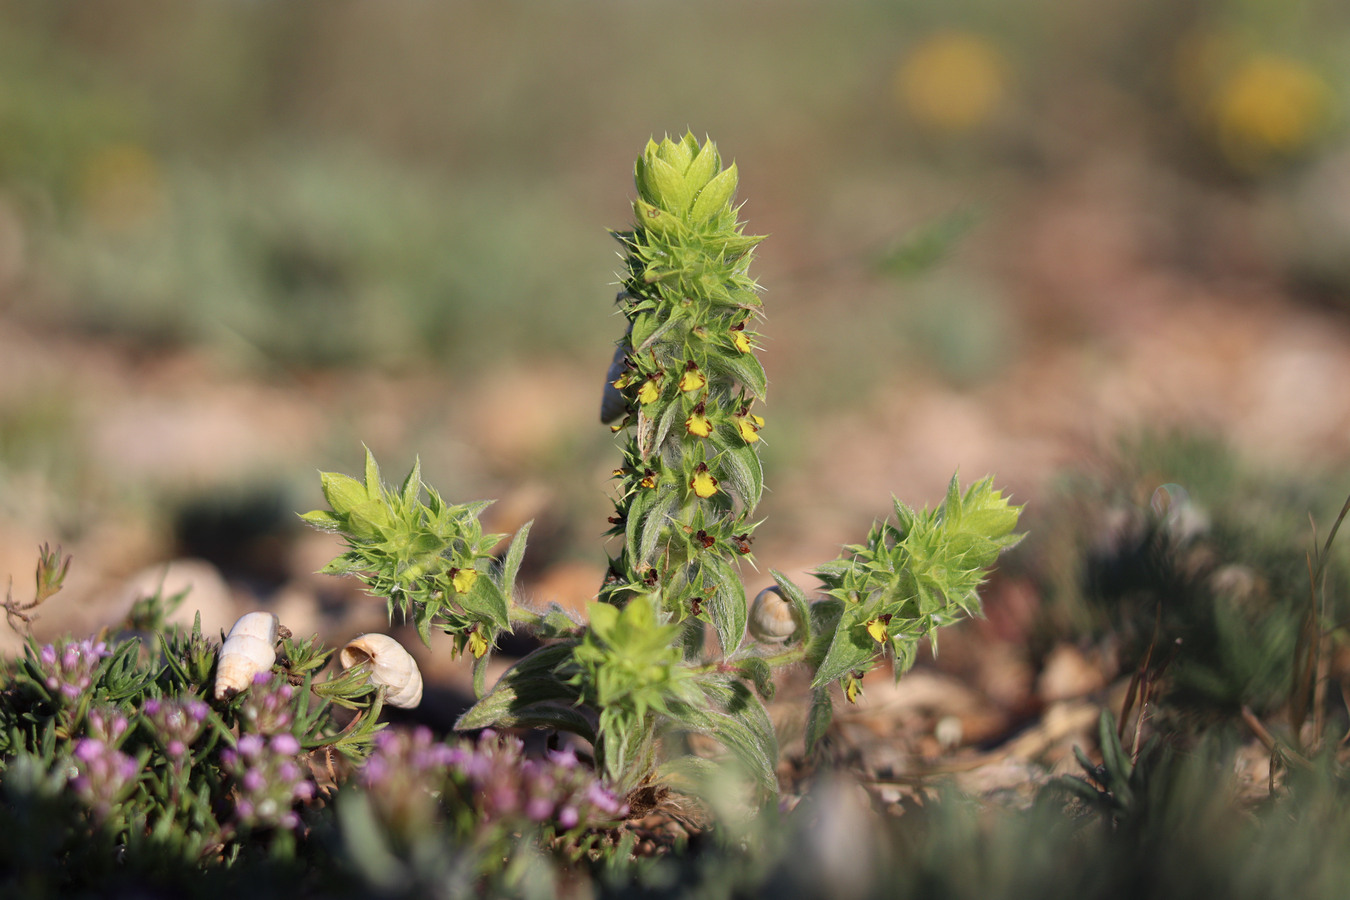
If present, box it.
[141,697,209,759]
[35,638,109,701]
[356,727,458,832]
[358,728,627,834]
[71,738,140,821]
[237,673,295,735]
[85,706,130,745]
[221,732,315,831]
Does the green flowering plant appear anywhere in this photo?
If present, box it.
[302,133,1023,798]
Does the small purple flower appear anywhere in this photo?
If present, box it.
[34,638,109,704]
[141,697,209,760]
[70,738,140,821]
[86,706,130,745]
[221,731,314,832]
[237,674,295,735]
[355,728,626,837]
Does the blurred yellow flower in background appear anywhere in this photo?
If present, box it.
[77,143,164,232]
[1212,54,1331,169]
[895,32,1007,134]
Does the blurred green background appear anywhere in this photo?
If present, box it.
[3,0,1350,629]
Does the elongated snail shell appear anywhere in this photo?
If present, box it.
[214,611,279,700]
[748,587,803,644]
[339,633,423,709]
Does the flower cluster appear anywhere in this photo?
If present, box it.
[237,673,295,735]
[141,697,209,760]
[85,705,130,744]
[449,730,627,829]
[70,738,140,821]
[358,728,626,835]
[355,726,457,834]
[221,732,315,831]
[35,638,109,702]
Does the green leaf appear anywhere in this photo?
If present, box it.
[625,488,659,567]
[804,686,833,757]
[644,155,690,212]
[319,472,368,517]
[733,656,775,701]
[651,397,683,456]
[500,520,531,600]
[632,311,681,353]
[463,570,512,632]
[454,643,586,732]
[811,604,877,689]
[689,163,738,223]
[876,205,982,278]
[298,509,343,532]
[472,649,492,699]
[713,441,763,510]
[1097,710,1132,785]
[671,676,779,792]
[399,456,422,507]
[708,352,767,400]
[703,555,748,657]
[770,569,814,645]
[638,488,679,567]
[363,446,382,497]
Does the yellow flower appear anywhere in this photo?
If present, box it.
[679,363,706,393]
[1213,54,1329,168]
[685,410,712,438]
[466,628,489,659]
[637,376,661,405]
[732,331,753,353]
[640,469,658,489]
[895,32,1006,134]
[690,463,719,499]
[865,618,889,644]
[844,673,864,704]
[451,567,478,594]
[735,413,764,443]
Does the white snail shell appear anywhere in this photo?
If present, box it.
[748,587,802,644]
[338,633,423,709]
[214,611,279,700]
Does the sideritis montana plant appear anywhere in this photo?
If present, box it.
[303,132,1024,798]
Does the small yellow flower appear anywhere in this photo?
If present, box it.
[844,673,864,704]
[1213,53,1329,168]
[865,618,889,644]
[679,363,706,393]
[690,463,719,499]
[735,413,764,443]
[686,411,712,438]
[637,376,661,405]
[896,32,1006,134]
[640,469,658,489]
[466,628,489,659]
[451,567,478,594]
[732,330,753,354]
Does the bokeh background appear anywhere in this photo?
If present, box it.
[4,0,1350,709]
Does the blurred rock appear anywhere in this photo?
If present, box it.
[119,558,238,639]
[1037,643,1108,702]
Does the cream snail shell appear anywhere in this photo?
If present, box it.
[338,633,423,709]
[748,586,803,644]
[214,611,279,700]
